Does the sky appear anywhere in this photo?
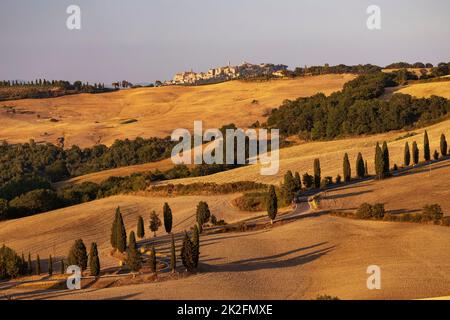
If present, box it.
[1,0,449,84]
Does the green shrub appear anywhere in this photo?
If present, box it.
[422,204,444,221]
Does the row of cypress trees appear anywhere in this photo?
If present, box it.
[404,132,448,166]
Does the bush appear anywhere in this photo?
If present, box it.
[355,203,373,219]
[233,192,267,211]
[355,203,385,219]
[422,204,444,221]
[0,245,26,279]
[9,189,61,218]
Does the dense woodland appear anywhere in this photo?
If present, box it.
[267,71,450,140]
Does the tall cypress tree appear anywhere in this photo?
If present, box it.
[343,153,351,182]
[27,253,32,275]
[404,141,411,166]
[126,245,142,272]
[163,203,173,234]
[68,239,88,271]
[180,232,195,272]
[356,152,365,178]
[36,255,41,275]
[150,246,157,274]
[375,142,385,180]
[128,231,137,250]
[170,234,176,273]
[282,170,296,203]
[115,208,127,253]
[137,215,145,239]
[48,255,53,276]
[110,208,118,249]
[313,158,321,189]
[440,133,447,157]
[412,141,419,165]
[424,130,430,161]
[294,172,302,191]
[192,224,200,268]
[382,141,390,175]
[89,243,100,277]
[267,185,278,224]
[60,259,65,274]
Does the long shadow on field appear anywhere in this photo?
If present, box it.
[202,242,334,273]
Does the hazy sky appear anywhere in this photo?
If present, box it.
[1,0,449,84]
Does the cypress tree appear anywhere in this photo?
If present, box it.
[110,208,118,249]
[294,172,302,191]
[356,153,365,178]
[404,142,411,166]
[170,234,176,273]
[129,231,137,250]
[36,255,41,275]
[313,158,321,189]
[267,185,278,224]
[424,130,430,161]
[282,170,296,203]
[48,255,53,276]
[440,133,447,157]
[412,141,419,165]
[192,224,200,268]
[382,141,390,175]
[67,239,88,271]
[115,208,127,253]
[343,153,351,182]
[196,201,211,228]
[365,160,369,176]
[375,142,385,180]
[27,253,32,275]
[126,245,142,272]
[163,203,173,234]
[180,232,195,272]
[150,246,157,274]
[60,259,65,274]
[89,243,100,277]
[149,210,162,237]
[137,215,145,239]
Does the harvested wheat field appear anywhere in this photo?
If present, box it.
[397,81,450,99]
[0,74,354,148]
[318,159,450,215]
[0,193,261,269]
[15,213,450,300]
[156,119,450,186]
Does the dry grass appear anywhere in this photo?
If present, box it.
[0,194,262,269]
[318,159,450,216]
[10,212,450,300]
[0,74,354,148]
[396,81,450,99]
[157,119,450,186]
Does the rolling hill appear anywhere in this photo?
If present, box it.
[397,81,450,99]
[0,74,354,148]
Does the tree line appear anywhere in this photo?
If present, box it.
[267,72,450,140]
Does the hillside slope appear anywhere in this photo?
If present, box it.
[156,119,450,186]
[397,81,450,99]
[0,193,261,268]
[0,74,354,148]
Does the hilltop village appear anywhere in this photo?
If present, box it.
[170,62,289,85]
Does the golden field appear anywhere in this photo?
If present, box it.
[0,74,354,148]
[156,119,450,186]
[0,193,262,269]
[397,81,450,99]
